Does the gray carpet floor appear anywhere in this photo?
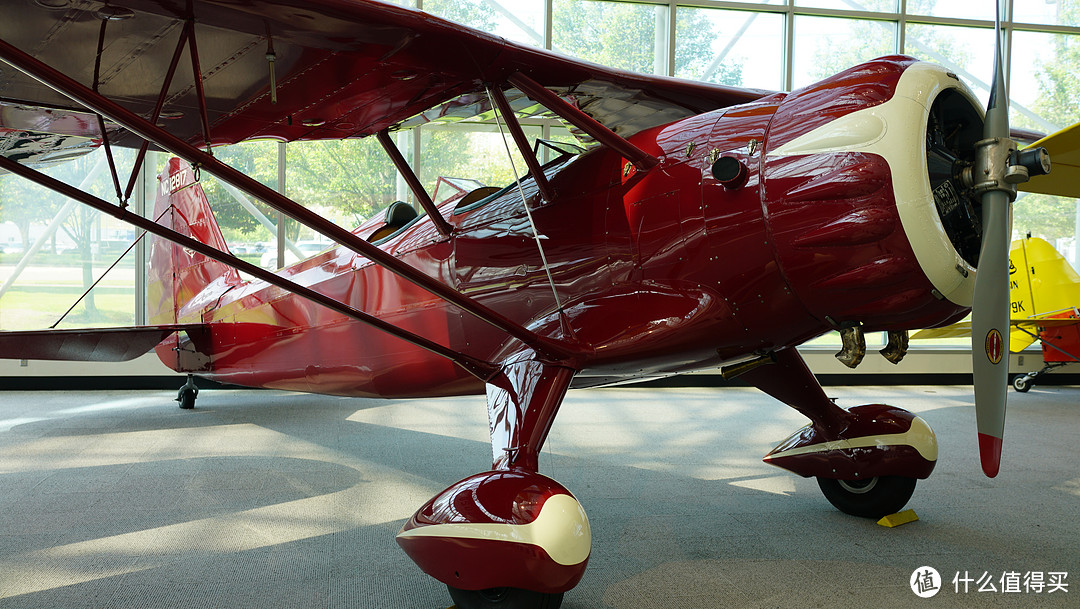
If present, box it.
[0,384,1076,608]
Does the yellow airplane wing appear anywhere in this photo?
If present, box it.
[913,316,1080,343]
[1021,122,1080,198]
[1011,237,1080,316]
[910,322,971,341]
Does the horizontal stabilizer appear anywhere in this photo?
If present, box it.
[0,325,203,362]
[1013,316,1080,329]
[1021,121,1080,198]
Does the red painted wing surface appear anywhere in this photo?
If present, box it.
[0,0,769,150]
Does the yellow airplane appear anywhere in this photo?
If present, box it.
[915,236,1080,391]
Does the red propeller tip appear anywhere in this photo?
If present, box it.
[978,432,1003,478]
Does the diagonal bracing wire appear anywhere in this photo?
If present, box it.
[486,87,565,315]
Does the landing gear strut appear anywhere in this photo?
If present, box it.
[742,348,937,519]
[1011,361,1069,392]
[397,358,587,609]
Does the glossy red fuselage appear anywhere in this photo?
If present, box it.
[150,57,970,398]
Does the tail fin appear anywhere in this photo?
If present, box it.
[1009,237,1080,349]
[148,157,239,326]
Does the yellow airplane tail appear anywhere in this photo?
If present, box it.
[1009,236,1080,350]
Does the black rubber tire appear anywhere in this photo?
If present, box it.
[817,475,917,519]
[177,387,197,409]
[1012,375,1033,393]
[447,586,563,609]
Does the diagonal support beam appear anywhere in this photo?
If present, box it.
[376,129,453,238]
[92,18,124,205]
[509,72,658,172]
[487,86,555,203]
[0,37,571,364]
[184,20,214,153]
[0,154,500,382]
[124,21,191,202]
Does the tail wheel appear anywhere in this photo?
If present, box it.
[177,386,197,409]
[447,586,563,609]
[817,475,917,519]
[1012,374,1033,393]
[176,374,198,409]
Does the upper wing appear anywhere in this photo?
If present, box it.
[0,0,772,154]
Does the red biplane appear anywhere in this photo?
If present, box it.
[0,1,1075,607]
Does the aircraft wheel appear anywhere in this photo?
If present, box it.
[817,475,916,519]
[177,386,197,409]
[1012,374,1033,393]
[447,586,563,609]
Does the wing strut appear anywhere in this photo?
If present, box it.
[184,19,214,154]
[123,20,192,203]
[91,16,124,205]
[486,86,567,319]
[376,130,453,238]
[487,86,555,203]
[508,72,658,172]
[0,37,571,364]
[0,154,501,383]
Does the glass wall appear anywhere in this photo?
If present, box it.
[792,15,897,89]
[1,0,1078,354]
[0,148,139,330]
[675,7,785,90]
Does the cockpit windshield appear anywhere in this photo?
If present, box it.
[433,177,486,205]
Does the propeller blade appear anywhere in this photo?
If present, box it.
[972,189,1009,477]
[970,1,1010,478]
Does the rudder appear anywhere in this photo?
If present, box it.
[149,158,238,369]
[1009,236,1080,350]
[149,157,239,324]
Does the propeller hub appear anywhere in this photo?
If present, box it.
[963,136,1022,200]
[1015,146,1051,178]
